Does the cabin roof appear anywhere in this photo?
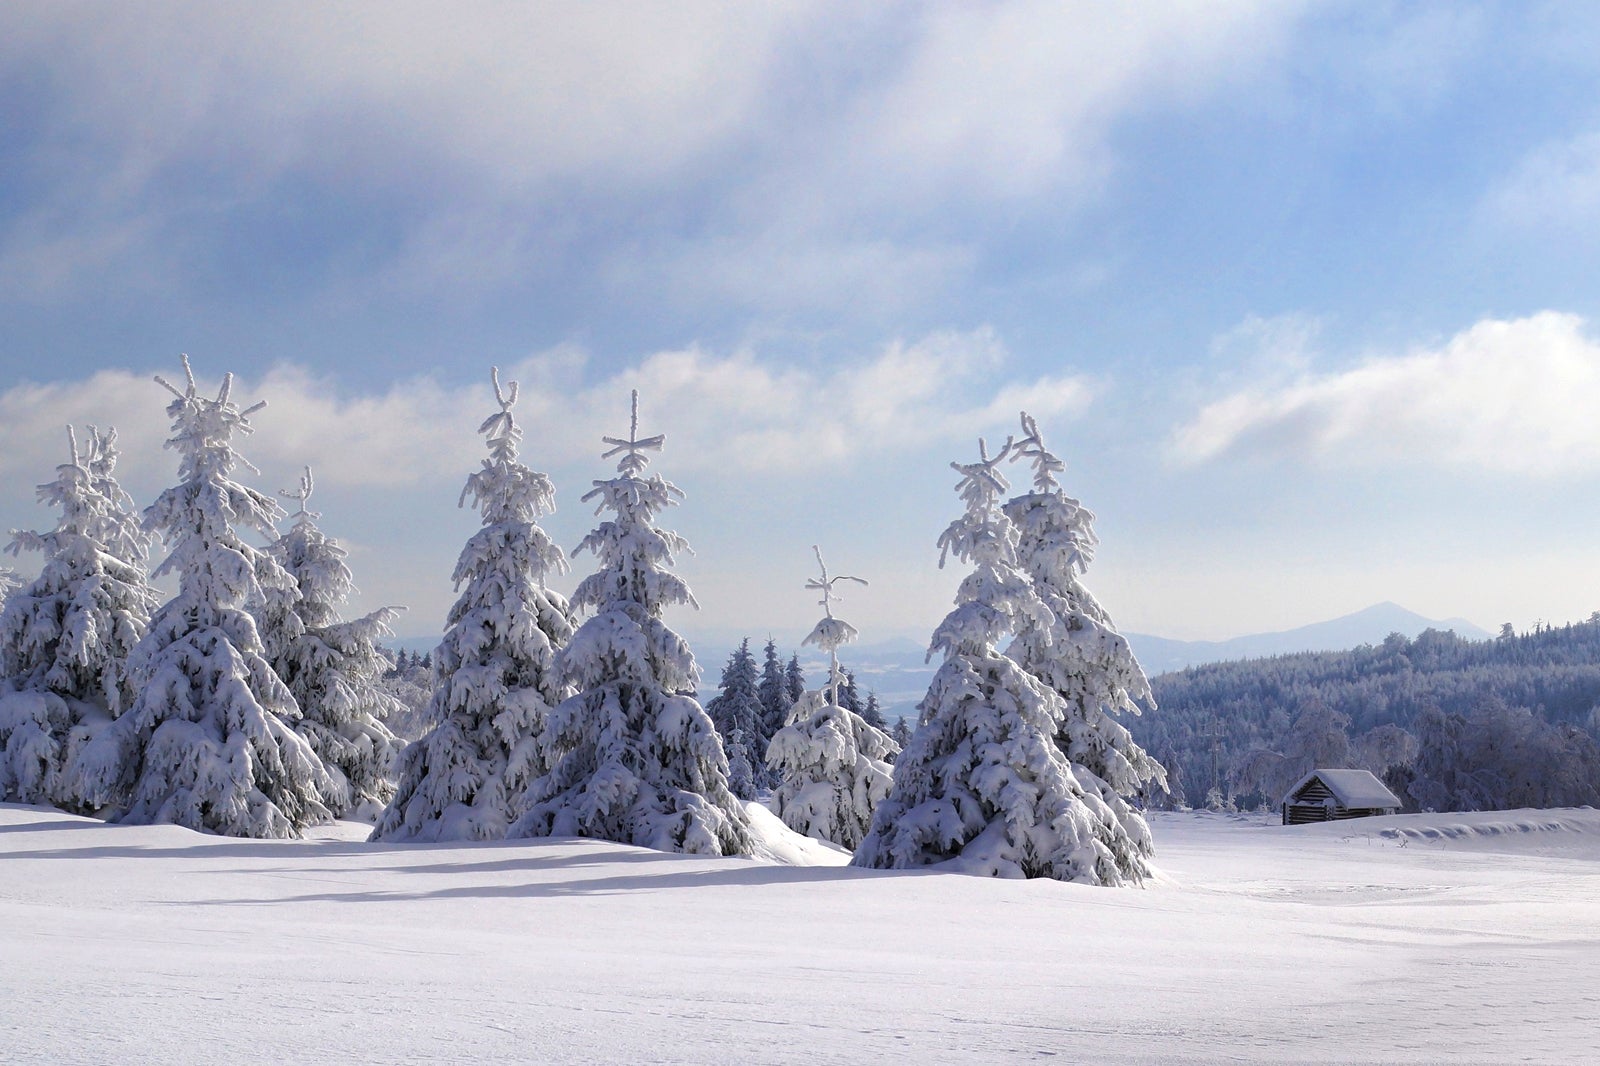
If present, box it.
[1283,768,1402,810]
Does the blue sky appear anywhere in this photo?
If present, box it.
[5,1,1600,652]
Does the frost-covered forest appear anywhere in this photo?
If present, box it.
[1138,622,1600,813]
[7,352,1600,889]
[7,355,1600,878]
[0,361,1165,885]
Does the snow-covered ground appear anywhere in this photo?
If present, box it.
[3,804,1597,1064]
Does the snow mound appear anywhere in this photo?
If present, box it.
[1294,807,1600,857]
[742,799,851,866]
[1380,809,1600,851]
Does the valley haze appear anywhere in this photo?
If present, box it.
[386,601,1492,719]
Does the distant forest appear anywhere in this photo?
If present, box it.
[1131,619,1600,813]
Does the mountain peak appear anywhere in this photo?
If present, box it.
[1127,604,1492,676]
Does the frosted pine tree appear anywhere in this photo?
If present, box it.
[756,638,786,749]
[853,438,1121,882]
[705,638,762,799]
[862,690,887,729]
[68,358,337,837]
[767,547,897,848]
[784,654,805,706]
[0,427,159,808]
[379,650,433,742]
[778,655,806,787]
[754,638,787,788]
[725,727,757,801]
[1004,412,1166,882]
[261,469,405,821]
[371,370,574,842]
[837,670,863,715]
[511,392,752,855]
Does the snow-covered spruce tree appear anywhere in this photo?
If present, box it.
[852,438,1122,882]
[68,358,337,837]
[776,653,807,787]
[754,638,788,788]
[861,690,887,729]
[725,726,757,800]
[370,370,574,842]
[837,669,863,715]
[511,391,751,855]
[0,427,159,809]
[259,468,405,821]
[767,547,897,849]
[705,638,762,799]
[379,651,434,743]
[756,638,786,747]
[1003,412,1166,882]
[784,654,805,706]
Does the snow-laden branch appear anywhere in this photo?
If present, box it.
[279,467,319,527]
[1014,411,1066,494]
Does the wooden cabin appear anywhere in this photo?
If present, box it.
[1281,769,1402,825]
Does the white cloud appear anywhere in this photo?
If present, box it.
[0,370,180,502]
[1204,312,1323,388]
[507,329,1097,474]
[2,3,804,194]
[0,2,1307,307]
[686,2,1303,308]
[1486,131,1600,227]
[1172,311,1600,476]
[0,2,810,299]
[0,364,482,490]
[848,0,1300,205]
[0,330,1095,516]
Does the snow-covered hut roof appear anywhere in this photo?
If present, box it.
[1283,769,1402,810]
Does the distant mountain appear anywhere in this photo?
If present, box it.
[796,604,1494,718]
[798,637,932,723]
[386,635,441,655]
[396,604,1493,721]
[1126,602,1492,676]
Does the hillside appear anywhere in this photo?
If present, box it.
[1135,619,1600,811]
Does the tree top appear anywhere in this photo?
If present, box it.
[1014,411,1066,493]
[599,389,665,478]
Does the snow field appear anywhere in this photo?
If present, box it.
[3,805,1597,1064]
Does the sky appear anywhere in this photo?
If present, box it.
[5,1,1600,652]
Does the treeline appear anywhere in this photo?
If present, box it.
[1133,621,1600,812]
[4,358,1165,886]
[699,638,898,797]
